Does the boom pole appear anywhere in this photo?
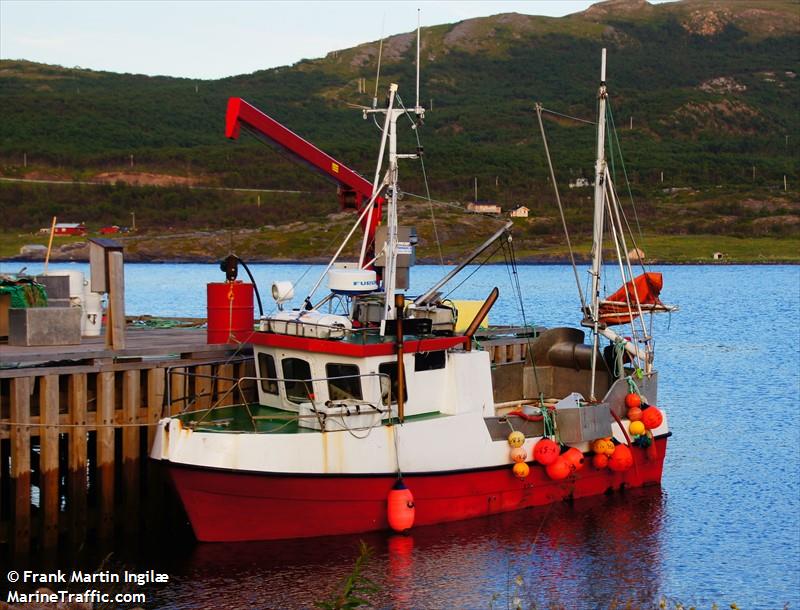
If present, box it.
[589,48,609,402]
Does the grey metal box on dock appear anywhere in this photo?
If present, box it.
[8,307,82,346]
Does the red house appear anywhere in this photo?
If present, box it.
[53,223,87,236]
[99,225,120,235]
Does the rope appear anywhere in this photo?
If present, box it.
[614,338,626,379]
[626,376,641,397]
[540,404,559,443]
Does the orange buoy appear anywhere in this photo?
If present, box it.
[510,447,527,463]
[563,447,585,472]
[592,453,609,469]
[546,455,571,480]
[624,392,641,410]
[508,431,525,448]
[512,462,530,479]
[533,438,560,465]
[627,406,643,422]
[641,406,663,430]
[387,479,415,533]
[608,444,634,472]
[592,437,615,456]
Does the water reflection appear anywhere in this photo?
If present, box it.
[153,487,665,609]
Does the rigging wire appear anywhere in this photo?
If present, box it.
[606,103,645,246]
[535,102,587,312]
[500,237,544,406]
[604,107,650,278]
[396,95,445,265]
[441,240,505,301]
[539,107,597,126]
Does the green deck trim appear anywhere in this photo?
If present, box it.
[177,403,446,434]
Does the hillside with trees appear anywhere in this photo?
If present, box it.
[0,0,797,262]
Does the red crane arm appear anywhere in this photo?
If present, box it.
[225,97,382,250]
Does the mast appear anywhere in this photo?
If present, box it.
[382,85,401,324]
[589,48,609,402]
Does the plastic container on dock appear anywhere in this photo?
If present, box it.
[207,281,254,344]
[83,291,103,337]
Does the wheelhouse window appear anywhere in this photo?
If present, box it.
[258,353,279,395]
[326,363,362,401]
[415,350,446,372]
[379,361,407,406]
[281,358,313,404]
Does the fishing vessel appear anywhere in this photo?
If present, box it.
[151,47,675,542]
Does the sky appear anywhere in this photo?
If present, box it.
[0,0,646,80]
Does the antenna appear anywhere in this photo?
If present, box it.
[600,47,607,84]
[415,9,421,113]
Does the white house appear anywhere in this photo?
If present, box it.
[466,202,502,215]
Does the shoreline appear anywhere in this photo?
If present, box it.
[2,255,798,266]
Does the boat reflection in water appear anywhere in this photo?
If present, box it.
[163,487,665,608]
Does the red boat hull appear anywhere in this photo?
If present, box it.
[167,437,667,542]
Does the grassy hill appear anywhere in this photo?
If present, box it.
[0,0,797,262]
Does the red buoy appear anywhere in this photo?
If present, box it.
[627,406,643,422]
[625,392,641,410]
[387,479,415,533]
[592,453,609,469]
[641,406,664,430]
[608,444,634,472]
[546,456,571,480]
[563,447,585,472]
[533,438,560,465]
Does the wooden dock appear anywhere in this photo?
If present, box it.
[0,328,256,554]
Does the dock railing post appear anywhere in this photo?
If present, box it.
[10,377,31,556]
[96,371,115,540]
[39,374,60,548]
[68,373,88,546]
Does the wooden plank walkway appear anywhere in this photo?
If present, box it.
[0,327,245,371]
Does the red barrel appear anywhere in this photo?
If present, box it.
[207,281,254,344]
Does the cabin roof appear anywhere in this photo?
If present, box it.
[251,332,467,357]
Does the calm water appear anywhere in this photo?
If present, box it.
[2,261,799,609]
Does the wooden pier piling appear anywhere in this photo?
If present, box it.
[0,328,256,553]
